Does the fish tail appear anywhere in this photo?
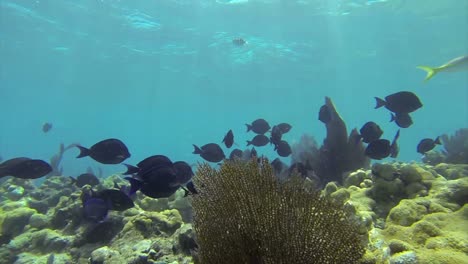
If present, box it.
[76,146,90,158]
[192,145,202,154]
[245,124,252,132]
[417,66,438,82]
[374,97,386,109]
[246,140,251,146]
[434,136,441,145]
[390,113,395,122]
[123,164,139,175]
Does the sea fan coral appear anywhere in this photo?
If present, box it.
[191,158,365,264]
[292,97,369,186]
[441,128,468,164]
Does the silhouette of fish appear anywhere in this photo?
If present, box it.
[76,139,130,164]
[375,91,422,114]
[0,157,52,179]
[246,119,270,134]
[222,129,234,148]
[193,143,225,163]
[417,137,441,154]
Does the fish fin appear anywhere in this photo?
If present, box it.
[245,124,252,132]
[192,145,202,154]
[417,66,438,82]
[434,136,441,145]
[374,97,386,109]
[122,164,139,175]
[390,113,395,122]
[76,146,90,158]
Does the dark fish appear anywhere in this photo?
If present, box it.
[375,91,422,113]
[173,161,194,185]
[275,140,292,157]
[229,149,243,160]
[95,189,134,211]
[390,129,400,158]
[183,181,198,197]
[76,139,130,164]
[247,134,270,147]
[246,119,270,134]
[0,157,52,179]
[319,105,331,123]
[365,139,391,160]
[359,122,383,143]
[232,38,246,46]
[124,155,173,175]
[417,137,441,154]
[126,177,180,199]
[277,123,292,134]
[222,129,234,148]
[390,112,413,128]
[71,173,100,188]
[270,125,283,146]
[42,122,52,133]
[83,198,109,222]
[124,155,188,199]
[193,143,225,163]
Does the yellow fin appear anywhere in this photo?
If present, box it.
[417,65,438,82]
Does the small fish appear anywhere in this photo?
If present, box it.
[247,134,270,147]
[193,143,225,163]
[277,123,292,134]
[365,139,391,160]
[417,137,441,154]
[222,129,234,148]
[318,104,331,123]
[417,55,468,82]
[83,197,109,222]
[390,130,400,158]
[375,91,422,114]
[390,112,413,128]
[359,122,383,143]
[42,122,53,133]
[246,119,270,134]
[70,173,100,188]
[275,140,292,157]
[183,181,198,197]
[232,38,247,46]
[76,139,130,164]
[0,157,52,179]
[229,149,243,160]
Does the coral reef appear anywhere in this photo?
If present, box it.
[0,175,195,264]
[323,162,468,264]
[192,158,365,264]
[292,97,370,185]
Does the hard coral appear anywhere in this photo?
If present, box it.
[192,158,365,264]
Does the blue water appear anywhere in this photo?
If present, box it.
[1,0,467,177]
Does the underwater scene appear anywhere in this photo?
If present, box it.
[0,0,467,263]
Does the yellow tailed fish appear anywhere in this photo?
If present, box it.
[417,55,468,82]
